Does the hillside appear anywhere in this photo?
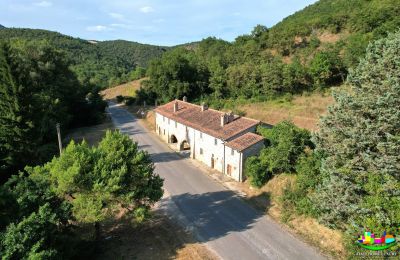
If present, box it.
[265,0,400,65]
[0,24,5,29]
[138,0,400,130]
[101,78,145,100]
[0,28,169,88]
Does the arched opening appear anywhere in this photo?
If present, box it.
[180,140,190,151]
[170,135,178,144]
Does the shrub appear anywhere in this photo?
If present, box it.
[116,95,124,103]
[244,156,271,188]
[258,121,312,174]
[124,96,136,106]
[280,151,323,219]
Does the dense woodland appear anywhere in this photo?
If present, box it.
[138,0,400,109]
[0,28,167,88]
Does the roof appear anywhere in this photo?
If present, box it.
[154,100,260,140]
[225,132,264,152]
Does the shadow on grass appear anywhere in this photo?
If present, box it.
[91,212,213,260]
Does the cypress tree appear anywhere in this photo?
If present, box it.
[0,43,25,181]
[312,31,400,231]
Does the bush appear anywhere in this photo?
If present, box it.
[116,95,124,103]
[244,156,271,188]
[257,121,312,174]
[124,96,136,106]
[280,151,323,220]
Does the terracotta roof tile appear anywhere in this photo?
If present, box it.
[225,132,264,152]
[154,100,260,140]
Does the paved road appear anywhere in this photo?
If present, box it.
[107,102,325,260]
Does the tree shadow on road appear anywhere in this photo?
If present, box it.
[169,190,271,242]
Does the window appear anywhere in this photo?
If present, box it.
[163,116,165,122]
[175,121,177,128]
[163,129,165,135]
[214,138,217,145]
[200,132,203,139]
[231,148,234,156]
[200,148,203,155]
[168,118,170,124]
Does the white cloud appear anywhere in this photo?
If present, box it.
[110,23,132,29]
[109,12,125,20]
[86,25,111,32]
[33,1,52,7]
[139,6,154,13]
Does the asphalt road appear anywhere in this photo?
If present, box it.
[107,102,325,260]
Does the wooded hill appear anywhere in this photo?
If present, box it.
[0,27,168,88]
[138,0,400,107]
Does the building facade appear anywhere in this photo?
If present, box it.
[154,98,264,182]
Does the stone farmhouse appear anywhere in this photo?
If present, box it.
[154,97,264,182]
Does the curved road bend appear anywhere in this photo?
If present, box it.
[107,102,325,260]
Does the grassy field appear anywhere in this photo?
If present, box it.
[238,91,335,131]
[101,78,146,100]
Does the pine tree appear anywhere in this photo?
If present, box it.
[0,43,25,180]
[312,31,400,231]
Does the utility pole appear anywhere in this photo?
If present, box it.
[56,123,62,155]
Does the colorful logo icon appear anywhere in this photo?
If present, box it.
[357,231,397,251]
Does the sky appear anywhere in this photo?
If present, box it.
[0,0,318,46]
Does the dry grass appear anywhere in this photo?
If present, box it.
[239,91,335,131]
[101,78,147,100]
[96,211,217,260]
[317,30,349,44]
[64,115,114,146]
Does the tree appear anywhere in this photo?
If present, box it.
[0,43,26,180]
[0,40,106,181]
[312,31,400,231]
[309,49,345,88]
[258,121,313,174]
[245,156,270,188]
[29,130,164,239]
[0,173,72,259]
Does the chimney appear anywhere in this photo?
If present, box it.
[228,112,235,123]
[220,113,228,127]
[201,102,208,111]
[183,96,187,102]
[173,101,178,113]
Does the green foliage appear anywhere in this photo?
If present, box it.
[0,29,167,88]
[32,130,164,225]
[309,48,345,88]
[0,41,106,179]
[139,48,210,103]
[1,204,63,259]
[258,121,312,174]
[312,30,400,231]
[0,173,73,259]
[244,156,270,188]
[0,131,163,258]
[280,151,323,220]
[137,0,400,106]
[245,121,312,188]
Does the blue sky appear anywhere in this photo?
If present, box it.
[0,0,317,46]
